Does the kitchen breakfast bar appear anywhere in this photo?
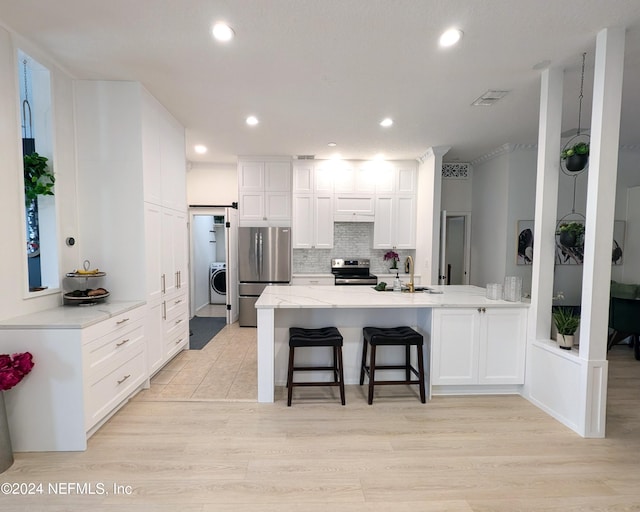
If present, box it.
[255,285,529,403]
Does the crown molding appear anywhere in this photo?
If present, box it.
[417,145,451,163]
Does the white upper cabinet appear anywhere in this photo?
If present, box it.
[141,90,186,212]
[292,161,334,248]
[239,158,291,225]
[373,163,417,249]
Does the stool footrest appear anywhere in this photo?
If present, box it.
[293,365,340,372]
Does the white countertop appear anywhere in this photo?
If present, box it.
[0,300,146,329]
[255,284,529,309]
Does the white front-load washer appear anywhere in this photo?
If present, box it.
[210,262,227,304]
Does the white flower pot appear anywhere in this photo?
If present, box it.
[558,334,574,350]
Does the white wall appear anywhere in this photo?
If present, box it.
[0,26,79,321]
[470,146,510,286]
[187,162,237,206]
[471,143,640,304]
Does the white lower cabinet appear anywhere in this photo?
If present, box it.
[82,307,148,432]
[431,307,527,386]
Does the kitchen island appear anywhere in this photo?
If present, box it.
[255,285,529,402]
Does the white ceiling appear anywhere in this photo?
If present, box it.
[2,0,640,164]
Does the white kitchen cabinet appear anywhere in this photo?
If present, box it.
[239,159,291,225]
[373,164,417,248]
[292,193,334,249]
[0,303,146,451]
[74,80,189,379]
[141,88,186,211]
[145,204,189,374]
[431,307,527,386]
[291,275,335,285]
[292,161,334,248]
[373,194,416,248]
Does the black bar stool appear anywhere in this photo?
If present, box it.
[360,326,426,404]
[287,327,345,406]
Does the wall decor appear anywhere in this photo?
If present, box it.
[516,220,534,265]
[517,219,624,266]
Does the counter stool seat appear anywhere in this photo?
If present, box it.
[360,326,426,404]
[287,327,345,406]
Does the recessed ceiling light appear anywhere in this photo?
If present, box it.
[212,22,235,42]
[246,115,259,126]
[194,145,207,154]
[439,28,463,47]
[327,142,337,147]
[379,118,393,127]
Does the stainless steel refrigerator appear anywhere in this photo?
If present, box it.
[238,226,291,326]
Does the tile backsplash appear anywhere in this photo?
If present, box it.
[293,222,415,274]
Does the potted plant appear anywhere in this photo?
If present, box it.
[561,141,589,172]
[557,222,585,248]
[383,250,399,270]
[23,152,55,205]
[552,307,580,350]
[0,352,35,473]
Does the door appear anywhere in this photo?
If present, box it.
[226,207,239,324]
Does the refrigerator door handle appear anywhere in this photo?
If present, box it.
[258,232,263,280]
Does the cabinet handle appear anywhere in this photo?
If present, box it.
[477,308,482,313]
[116,318,130,325]
[309,280,319,284]
[175,271,179,289]
[161,274,166,294]
[477,307,487,313]
[116,338,130,347]
[117,374,131,385]
[175,298,182,305]
[178,270,182,288]
[175,318,183,325]
[176,338,184,345]
[162,301,167,320]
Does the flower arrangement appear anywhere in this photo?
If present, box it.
[383,250,400,269]
[0,353,35,391]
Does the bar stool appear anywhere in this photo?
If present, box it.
[287,327,345,406]
[359,326,426,404]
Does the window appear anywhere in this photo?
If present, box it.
[18,50,59,293]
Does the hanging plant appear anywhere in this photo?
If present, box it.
[23,152,55,205]
[561,142,589,172]
[557,222,585,248]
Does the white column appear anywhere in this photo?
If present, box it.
[257,308,275,403]
[579,27,625,437]
[416,146,450,284]
[529,67,563,341]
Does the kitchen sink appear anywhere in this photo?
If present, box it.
[373,286,440,293]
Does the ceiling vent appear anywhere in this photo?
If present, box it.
[295,155,315,160]
[471,90,509,107]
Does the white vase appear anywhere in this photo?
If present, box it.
[0,392,14,473]
[558,334,574,350]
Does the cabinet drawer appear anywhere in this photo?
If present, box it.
[164,301,188,335]
[165,327,188,360]
[82,306,145,344]
[291,276,335,286]
[85,343,146,430]
[84,321,144,370]
[334,195,374,221]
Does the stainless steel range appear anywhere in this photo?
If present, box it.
[331,258,378,285]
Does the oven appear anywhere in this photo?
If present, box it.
[331,258,378,286]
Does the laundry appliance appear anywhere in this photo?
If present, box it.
[210,262,227,304]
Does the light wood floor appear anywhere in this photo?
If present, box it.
[1,340,639,510]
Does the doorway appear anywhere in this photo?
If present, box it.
[441,212,471,285]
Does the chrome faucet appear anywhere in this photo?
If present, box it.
[405,256,415,293]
